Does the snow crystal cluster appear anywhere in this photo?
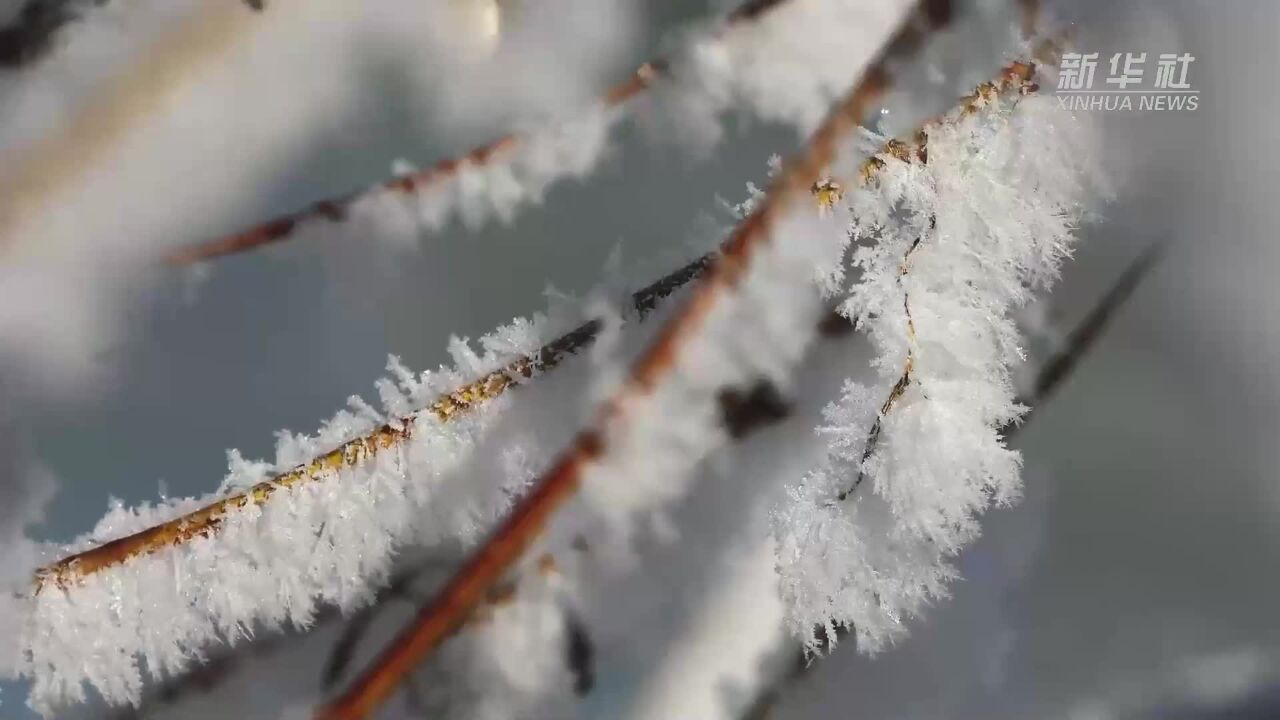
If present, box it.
[773,87,1108,653]
[16,313,572,714]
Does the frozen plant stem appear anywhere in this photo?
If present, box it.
[838,218,931,500]
[35,253,716,588]
[742,243,1162,720]
[835,62,1043,502]
[162,0,804,266]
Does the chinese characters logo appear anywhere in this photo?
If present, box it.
[1056,51,1198,111]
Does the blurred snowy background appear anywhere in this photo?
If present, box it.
[0,0,1277,718]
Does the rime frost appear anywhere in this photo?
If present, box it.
[319,0,916,253]
[773,89,1108,653]
[16,312,567,714]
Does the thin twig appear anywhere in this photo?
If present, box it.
[836,67,1044,501]
[321,562,440,691]
[837,221,930,501]
[35,253,714,588]
[1019,241,1165,427]
[162,0,803,266]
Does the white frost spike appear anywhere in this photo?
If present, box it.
[775,92,1108,653]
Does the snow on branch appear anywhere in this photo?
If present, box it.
[163,0,915,265]
[742,241,1161,719]
[772,49,1110,656]
[36,252,714,588]
[14,249,716,715]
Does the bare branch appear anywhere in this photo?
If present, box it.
[1020,241,1165,426]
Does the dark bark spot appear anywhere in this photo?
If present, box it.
[718,380,791,440]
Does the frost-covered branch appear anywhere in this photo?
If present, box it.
[36,253,716,588]
[68,229,1153,720]
[13,250,722,714]
[742,243,1162,720]
[158,0,759,265]
[163,0,911,265]
[772,52,1108,663]
[828,58,1050,499]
